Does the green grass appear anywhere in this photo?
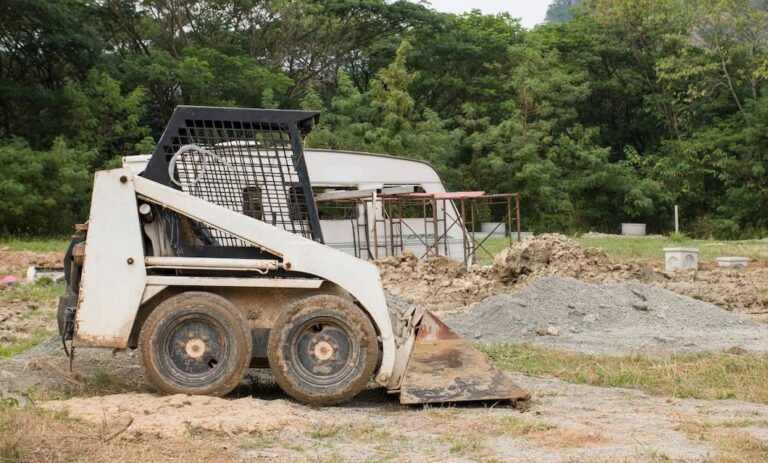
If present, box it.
[0,280,65,305]
[0,237,70,253]
[0,280,64,358]
[0,332,50,358]
[576,236,768,262]
[481,343,768,404]
[473,235,768,264]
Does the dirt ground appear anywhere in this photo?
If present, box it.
[378,234,768,316]
[0,247,64,352]
[1,342,767,462]
[20,361,768,462]
[3,241,768,461]
[0,248,62,276]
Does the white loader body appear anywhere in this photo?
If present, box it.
[62,106,528,405]
[76,168,400,386]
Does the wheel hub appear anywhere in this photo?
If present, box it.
[291,319,357,386]
[164,317,227,379]
[185,338,206,359]
[313,340,335,361]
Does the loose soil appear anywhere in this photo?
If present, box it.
[377,251,504,315]
[3,246,768,461]
[378,233,768,316]
[0,248,61,276]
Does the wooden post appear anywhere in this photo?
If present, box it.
[674,205,679,234]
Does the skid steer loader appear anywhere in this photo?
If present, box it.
[57,106,528,406]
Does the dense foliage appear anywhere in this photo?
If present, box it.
[1,0,766,237]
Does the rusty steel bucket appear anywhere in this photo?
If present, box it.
[398,309,530,405]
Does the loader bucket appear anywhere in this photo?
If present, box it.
[398,310,530,405]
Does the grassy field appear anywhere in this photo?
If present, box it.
[3,234,766,264]
[474,235,768,264]
[577,236,768,262]
[482,343,768,404]
[0,237,70,253]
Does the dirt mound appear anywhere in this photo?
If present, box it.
[377,251,502,314]
[380,234,766,315]
[378,234,655,314]
[446,277,768,355]
[492,234,652,284]
[0,249,62,276]
[658,267,768,315]
[41,393,313,438]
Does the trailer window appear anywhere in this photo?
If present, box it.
[242,186,263,220]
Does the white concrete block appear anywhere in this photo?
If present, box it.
[664,247,699,271]
[716,257,749,267]
[621,223,647,236]
[480,222,506,236]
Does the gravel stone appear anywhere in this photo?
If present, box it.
[446,277,768,355]
[546,326,560,336]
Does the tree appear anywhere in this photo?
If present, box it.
[405,11,525,121]
[0,0,105,146]
[0,138,94,235]
[62,70,153,163]
[546,0,582,24]
[1,0,767,237]
[306,41,461,185]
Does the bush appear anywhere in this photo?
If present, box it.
[0,138,93,235]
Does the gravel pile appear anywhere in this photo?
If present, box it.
[384,290,413,337]
[446,277,768,355]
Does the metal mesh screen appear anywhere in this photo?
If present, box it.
[141,107,323,256]
[172,125,312,245]
[149,117,319,249]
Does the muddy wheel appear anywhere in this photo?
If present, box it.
[267,295,379,406]
[139,291,251,396]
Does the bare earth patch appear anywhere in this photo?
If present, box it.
[378,234,768,316]
[3,244,768,461]
[0,248,61,276]
[40,393,313,437]
[26,375,768,462]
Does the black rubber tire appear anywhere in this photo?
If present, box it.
[139,291,251,396]
[267,295,379,406]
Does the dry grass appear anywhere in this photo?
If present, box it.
[482,343,768,404]
[679,420,768,463]
[491,415,605,449]
[0,402,234,463]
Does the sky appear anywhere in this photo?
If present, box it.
[417,1,550,29]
